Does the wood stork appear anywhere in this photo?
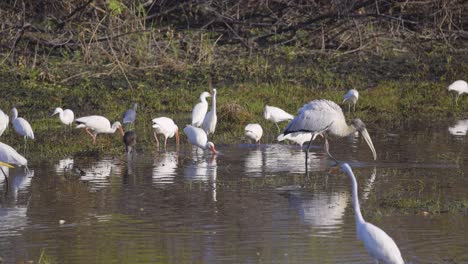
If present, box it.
[244,123,263,144]
[51,107,74,126]
[202,89,217,135]
[339,163,404,264]
[11,108,34,150]
[282,99,376,168]
[123,131,136,155]
[152,117,179,151]
[277,132,312,147]
[183,125,217,154]
[0,142,28,187]
[123,103,137,127]
[343,89,359,113]
[0,110,9,136]
[75,115,124,144]
[191,92,211,127]
[264,105,294,132]
[448,80,468,105]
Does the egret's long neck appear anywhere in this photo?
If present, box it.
[212,92,216,112]
[349,169,365,226]
[200,95,208,104]
[11,110,18,120]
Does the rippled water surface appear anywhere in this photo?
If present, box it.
[0,121,467,263]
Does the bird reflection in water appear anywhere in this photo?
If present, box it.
[184,153,217,202]
[153,152,179,185]
[448,119,468,137]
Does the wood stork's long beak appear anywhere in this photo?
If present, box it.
[361,129,377,160]
[0,161,14,168]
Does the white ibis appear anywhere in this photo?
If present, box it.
[191,92,211,127]
[448,80,468,105]
[343,89,359,113]
[51,107,74,126]
[123,103,137,127]
[11,108,34,150]
[183,125,217,154]
[0,110,9,136]
[264,105,294,132]
[339,163,404,264]
[277,132,312,147]
[75,115,124,144]
[202,89,217,135]
[244,123,263,144]
[152,117,179,151]
[282,99,376,168]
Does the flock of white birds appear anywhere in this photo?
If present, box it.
[0,79,466,263]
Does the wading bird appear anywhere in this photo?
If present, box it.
[123,103,137,127]
[338,163,404,264]
[0,142,28,187]
[264,105,294,132]
[11,108,34,150]
[282,99,376,168]
[184,125,217,154]
[343,89,359,113]
[152,117,180,151]
[277,132,312,147]
[75,115,124,144]
[245,123,263,144]
[192,92,211,127]
[202,89,217,135]
[448,80,468,105]
[51,107,74,126]
[123,131,136,155]
[0,110,9,136]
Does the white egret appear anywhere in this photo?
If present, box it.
[282,99,376,168]
[0,110,9,136]
[202,89,217,135]
[339,163,404,264]
[264,105,294,132]
[75,115,124,144]
[183,125,217,154]
[123,103,137,127]
[0,142,27,187]
[244,123,263,144]
[152,117,180,151]
[11,108,34,150]
[277,132,312,147]
[123,131,136,155]
[191,92,211,127]
[51,107,74,126]
[448,80,468,105]
[343,89,359,113]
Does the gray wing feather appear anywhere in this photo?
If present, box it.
[123,109,136,124]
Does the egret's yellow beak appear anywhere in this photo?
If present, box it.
[0,161,14,168]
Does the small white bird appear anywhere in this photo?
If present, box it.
[0,110,9,136]
[51,107,74,126]
[448,80,468,105]
[183,125,217,154]
[264,105,294,132]
[245,123,263,144]
[152,117,180,151]
[75,115,124,144]
[11,108,34,149]
[277,132,312,147]
[192,92,211,127]
[202,89,217,135]
[343,89,359,113]
[339,163,404,264]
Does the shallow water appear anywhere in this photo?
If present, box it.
[0,121,467,263]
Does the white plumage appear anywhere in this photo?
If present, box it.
[340,163,404,264]
[264,105,294,131]
[282,99,376,163]
[52,107,74,126]
[244,123,263,143]
[277,132,312,147]
[11,108,34,140]
[343,89,359,112]
[152,117,179,151]
[0,110,9,136]
[191,92,211,127]
[448,80,468,105]
[0,142,27,167]
[183,125,217,154]
[75,115,124,144]
[202,89,217,135]
[448,119,468,136]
